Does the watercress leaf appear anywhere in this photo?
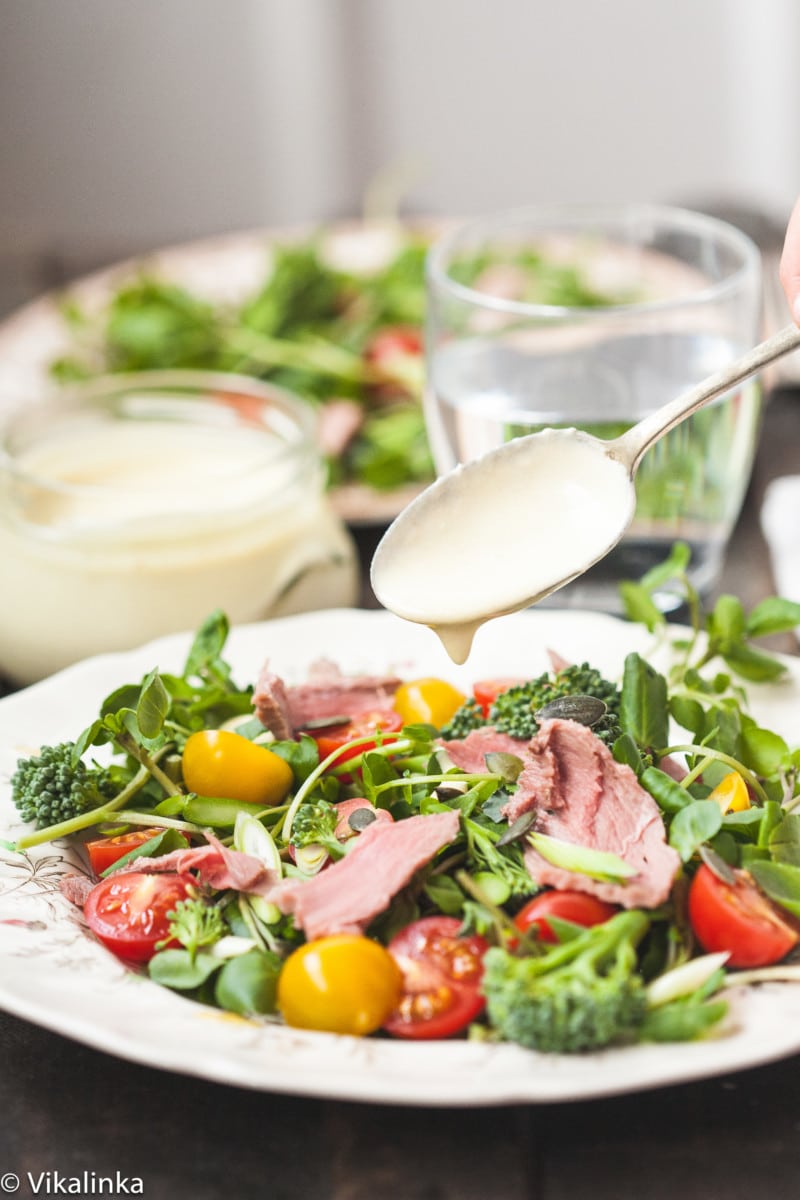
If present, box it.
[481,792,508,823]
[620,653,669,751]
[720,807,764,835]
[740,723,789,776]
[745,596,800,638]
[640,765,691,814]
[137,669,170,739]
[768,814,800,865]
[669,695,706,737]
[618,581,664,632]
[74,717,110,755]
[758,800,785,849]
[749,860,800,918]
[267,734,319,784]
[709,594,746,646]
[641,540,692,588]
[361,750,400,790]
[669,800,723,862]
[721,643,787,683]
[184,609,230,676]
[527,831,637,884]
[214,948,281,1015]
[705,704,743,758]
[709,830,740,865]
[423,874,465,915]
[612,733,644,775]
[100,683,144,718]
[148,949,221,990]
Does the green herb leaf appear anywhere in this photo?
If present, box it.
[640,766,692,814]
[749,860,800,918]
[745,596,800,638]
[668,800,723,862]
[620,653,669,752]
[137,670,170,740]
[214,948,281,1015]
[148,949,221,990]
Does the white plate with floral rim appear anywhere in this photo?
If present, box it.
[2,607,800,1107]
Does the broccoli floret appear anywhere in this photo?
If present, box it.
[289,800,346,860]
[439,697,486,739]
[489,663,621,743]
[482,909,650,1052]
[11,742,114,828]
[164,897,225,961]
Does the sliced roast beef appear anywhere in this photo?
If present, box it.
[439,728,528,776]
[60,873,96,908]
[254,658,402,739]
[253,666,295,740]
[502,719,680,909]
[115,833,280,896]
[267,808,460,939]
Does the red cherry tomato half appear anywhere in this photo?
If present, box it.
[688,863,800,968]
[364,325,423,366]
[472,678,526,718]
[84,872,194,964]
[383,916,489,1040]
[514,890,618,944]
[86,828,167,876]
[310,709,404,766]
[364,326,423,399]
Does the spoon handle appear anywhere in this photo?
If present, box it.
[610,323,800,475]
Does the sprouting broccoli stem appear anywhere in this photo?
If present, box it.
[462,816,535,898]
[490,665,621,743]
[11,742,114,829]
[290,800,346,860]
[163,897,226,962]
[14,748,181,854]
[439,698,486,739]
[281,733,417,841]
[482,909,650,1053]
[439,665,622,743]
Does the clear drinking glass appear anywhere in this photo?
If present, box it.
[425,204,763,612]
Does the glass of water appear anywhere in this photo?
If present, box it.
[425,204,763,612]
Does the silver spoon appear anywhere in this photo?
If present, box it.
[371,323,800,663]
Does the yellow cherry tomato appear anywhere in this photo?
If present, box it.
[393,677,466,729]
[278,935,403,1036]
[708,770,751,814]
[181,729,293,806]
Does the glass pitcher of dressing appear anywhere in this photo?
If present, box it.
[0,371,358,685]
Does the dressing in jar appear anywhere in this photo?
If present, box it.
[0,371,358,685]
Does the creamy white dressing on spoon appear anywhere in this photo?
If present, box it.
[372,324,800,662]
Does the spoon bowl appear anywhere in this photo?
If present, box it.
[372,323,800,662]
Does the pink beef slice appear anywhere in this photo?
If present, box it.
[253,658,402,739]
[267,808,460,939]
[439,728,528,775]
[507,719,680,909]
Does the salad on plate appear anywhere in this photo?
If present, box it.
[6,544,800,1058]
[34,221,633,518]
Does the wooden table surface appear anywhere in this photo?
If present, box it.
[1,387,800,1200]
